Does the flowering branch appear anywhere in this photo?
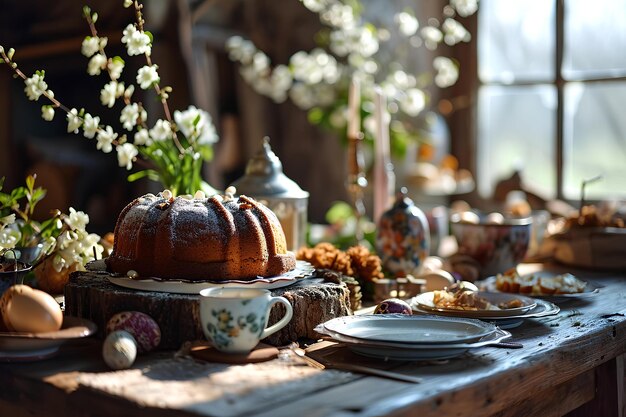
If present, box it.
[0,0,219,196]
[226,0,477,156]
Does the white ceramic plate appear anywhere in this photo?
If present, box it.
[478,273,600,303]
[320,314,496,345]
[317,326,512,361]
[106,261,314,294]
[410,298,560,329]
[413,291,537,317]
[0,316,97,362]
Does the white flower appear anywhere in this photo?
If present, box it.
[269,65,293,102]
[87,53,107,75]
[136,65,159,89]
[96,125,117,153]
[133,128,151,146]
[399,88,426,117]
[121,24,151,56]
[442,18,471,45]
[123,0,133,7]
[301,0,328,13]
[24,73,48,101]
[117,143,138,170]
[121,24,137,44]
[289,83,317,110]
[67,207,89,231]
[0,227,19,251]
[225,36,256,65]
[100,81,119,108]
[421,26,443,50]
[330,27,379,58]
[120,103,145,131]
[0,214,15,226]
[451,0,479,17]
[321,4,354,29]
[107,59,125,80]
[173,106,218,145]
[81,36,100,57]
[41,105,55,121]
[83,113,100,139]
[291,51,322,85]
[434,56,459,87]
[395,12,419,37]
[149,119,172,142]
[66,108,82,133]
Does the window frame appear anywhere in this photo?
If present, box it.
[448,0,626,207]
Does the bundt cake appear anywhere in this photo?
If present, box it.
[105,191,296,281]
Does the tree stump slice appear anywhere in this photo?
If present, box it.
[64,271,351,350]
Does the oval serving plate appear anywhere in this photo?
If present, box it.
[322,327,512,361]
[413,291,537,318]
[410,298,560,329]
[320,314,496,345]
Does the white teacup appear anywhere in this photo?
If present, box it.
[199,287,293,354]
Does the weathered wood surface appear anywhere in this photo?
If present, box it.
[64,271,351,349]
[1,264,625,417]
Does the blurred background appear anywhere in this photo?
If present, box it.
[1,0,626,236]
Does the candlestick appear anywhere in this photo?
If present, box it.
[346,78,367,243]
[373,87,395,224]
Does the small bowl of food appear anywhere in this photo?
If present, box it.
[450,211,532,279]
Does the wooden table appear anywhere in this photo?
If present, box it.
[1,263,625,417]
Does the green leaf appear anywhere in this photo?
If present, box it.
[30,187,47,205]
[145,31,154,43]
[25,174,35,192]
[325,201,355,224]
[10,187,26,201]
[307,107,325,125]
[197,146,213,162]
[127,169,160,182]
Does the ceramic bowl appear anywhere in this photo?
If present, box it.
[0,259,33,295]
[450,212,532,278]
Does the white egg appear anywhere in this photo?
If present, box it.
[1,285,63,333]
[420,270,456,292]
[458,211,480,224]
[102,330,137,370]
[486,212,505,225]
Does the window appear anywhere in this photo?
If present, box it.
[477,0,626,201]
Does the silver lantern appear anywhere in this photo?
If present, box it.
[230,138,309,252]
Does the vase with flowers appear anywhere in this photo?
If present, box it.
[0,175,104,294]
[0,0,220,197]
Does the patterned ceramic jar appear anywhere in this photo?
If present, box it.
[376,188,430,277]
[199,287,293,353]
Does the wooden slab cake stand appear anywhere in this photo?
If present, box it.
[64,271,352,350]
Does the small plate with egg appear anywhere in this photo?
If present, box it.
[0,316,97,362]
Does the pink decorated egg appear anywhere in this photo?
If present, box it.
[106,311,161,353]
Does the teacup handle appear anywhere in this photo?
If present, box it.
[261,296,293,340]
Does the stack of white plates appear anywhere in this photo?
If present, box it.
[315,314,511,361]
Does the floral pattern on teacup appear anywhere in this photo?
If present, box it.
[205,307,265,349]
